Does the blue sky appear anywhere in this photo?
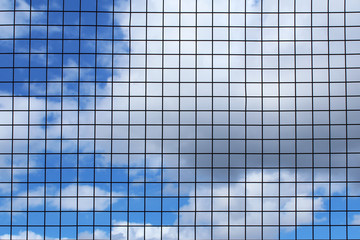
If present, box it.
[0,0,360,239]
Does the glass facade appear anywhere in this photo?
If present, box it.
[0,0,359,239]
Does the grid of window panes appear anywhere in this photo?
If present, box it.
[0,0,360,239]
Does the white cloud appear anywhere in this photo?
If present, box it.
[0,231,43,240]
[9,184,123,211]
[352,215,360,225]
[174,169,328,239]
[0,223,178,240]
[0,0,40,38]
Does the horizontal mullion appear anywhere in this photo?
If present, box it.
[1,152,359,155]
[1,67,359,70]
[2,166,359,170]
[4,53,360,56]
[0,224,357,228]
[1,24,359,28]
[3,95,360,98]
[2,10,360,14]
[2,38,360,42]
[2,81,359,84]
[0,211,356,214]
[2,109,360,112]
[0,194,359,198]
[1,123,357,127]
[4,137,360,141]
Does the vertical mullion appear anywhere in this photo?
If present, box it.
[278,1,281,238]
[293,0,298,239]
[45,0,50,238]
[161,0,165,238]
[77,0,81,239]
[127,0,132,239]
[27,1,32,239]
[110,0,115,238]
[211,0,214,238]
[260,1,264,239]
[10,0,16,239]
[194,1,198,239]
[344,0,348,238]
[244,0,247,238]
[59,0,65,238]
[144,0,148,238]
[310,0,315,239]
[178,1,182,238]
[327,0,332,238]
[93,0,99,238]
[227,0,231,239]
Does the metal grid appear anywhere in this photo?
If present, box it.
[0,0,360,239]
